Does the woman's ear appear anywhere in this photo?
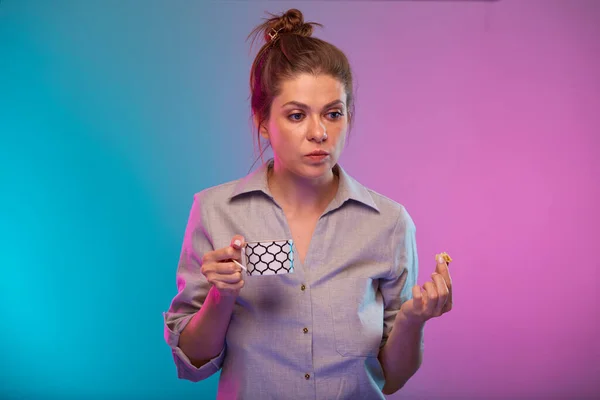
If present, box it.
[254,115,269,141]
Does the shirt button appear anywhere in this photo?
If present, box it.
[303,327,308,334]
[305,373,310,380]
[300,284,306,291]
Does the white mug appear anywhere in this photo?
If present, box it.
[242,239,294,276]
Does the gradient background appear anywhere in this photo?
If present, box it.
[1,0,599,399]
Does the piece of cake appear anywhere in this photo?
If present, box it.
[437,252,453,264]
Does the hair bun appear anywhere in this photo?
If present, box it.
[263,9,321,43]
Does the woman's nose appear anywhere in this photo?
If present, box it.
[308,118,327,142]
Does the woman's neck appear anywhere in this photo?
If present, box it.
[267,161,339,216]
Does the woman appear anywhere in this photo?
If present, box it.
[163,9,453,399]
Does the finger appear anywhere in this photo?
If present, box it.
[202,261,240,277]
[214,261,242,274]
[233,279,245,290]
[435,253,453,297]
[422,281,438,317]
[205,245,238,263]
[412,284,423,311]
[431,273,449,316]
[228,235,246,263]
[443,298,453,313]
[439,251,452,265]
[211,271,244,284]
[213,278,245,294]
[435,253,450,277]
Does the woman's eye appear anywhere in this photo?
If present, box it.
[328,111,344,119]
[288,113,304,121]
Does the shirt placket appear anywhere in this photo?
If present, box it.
[276,206,319,396]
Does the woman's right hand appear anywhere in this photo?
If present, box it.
[201,235,246,298]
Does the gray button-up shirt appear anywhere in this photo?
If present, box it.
[163,159,422,399]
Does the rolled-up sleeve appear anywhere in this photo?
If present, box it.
[163,192,225,381]
[379,207,424,351]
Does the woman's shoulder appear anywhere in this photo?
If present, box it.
[339,165,410,220]
[193,162,268,205]
[191,177,243,206]
[363,186,416,229]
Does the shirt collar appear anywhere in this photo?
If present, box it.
[229,159,379,213]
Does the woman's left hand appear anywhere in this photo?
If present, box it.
[398,253,453,326]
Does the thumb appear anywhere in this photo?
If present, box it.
[231,235,246,250]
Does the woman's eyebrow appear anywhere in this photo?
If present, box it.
[281,99,345,110]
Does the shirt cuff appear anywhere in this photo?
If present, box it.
[163,312,226,382]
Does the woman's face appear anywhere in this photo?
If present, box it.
[259,73,349,180]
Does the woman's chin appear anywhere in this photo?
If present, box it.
[297,161,335,179]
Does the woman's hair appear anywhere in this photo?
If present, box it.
[247,9,355,166]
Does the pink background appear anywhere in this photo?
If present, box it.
[329,1,599,398]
